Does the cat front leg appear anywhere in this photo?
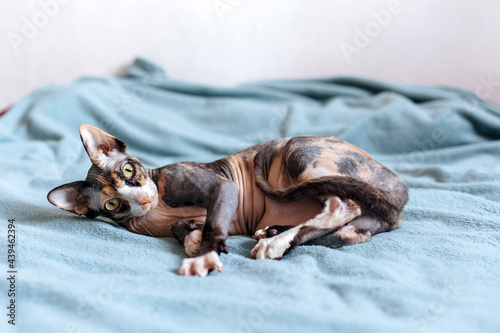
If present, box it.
[161,163,239,276]
[196,180,239,256]
[172,220,225,277]
[177,181,239,276]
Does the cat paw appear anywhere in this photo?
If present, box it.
[251,236,292,260]
[178,251,223,277]
[253,226,289,240]
[328,197,361,220]
[253,226,270,240]
[344,198,362,218]
[184,229,202,257]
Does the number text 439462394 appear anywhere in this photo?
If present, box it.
[6,219,17,326]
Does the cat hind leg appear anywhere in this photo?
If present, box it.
[251,196,361,259]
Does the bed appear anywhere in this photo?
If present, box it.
[0,58,499,333]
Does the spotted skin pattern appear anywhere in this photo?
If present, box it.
[48,125,408,277]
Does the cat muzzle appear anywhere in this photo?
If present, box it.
[139,195,155,211]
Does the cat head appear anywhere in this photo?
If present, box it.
[48,124,158,223]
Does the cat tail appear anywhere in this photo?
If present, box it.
[254,173,408,225]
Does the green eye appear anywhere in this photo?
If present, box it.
[105,198,120,211]
[123,163,134,178]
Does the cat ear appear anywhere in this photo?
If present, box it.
[47,181,92,217]
[79,124,127,168]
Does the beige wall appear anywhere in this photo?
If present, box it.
[1,0,499,108]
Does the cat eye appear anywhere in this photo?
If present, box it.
[123,163,134,178]
[105,198,120,211]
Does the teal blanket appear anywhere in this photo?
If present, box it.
[1,59,499,333]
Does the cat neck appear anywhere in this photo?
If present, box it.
[120,166,207,238]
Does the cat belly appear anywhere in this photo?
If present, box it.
[227,197,322,236]
[226,145,324,235]
[253,197,323,233]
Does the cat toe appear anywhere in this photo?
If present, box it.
[178,251,222,277]
[184,229,202,257]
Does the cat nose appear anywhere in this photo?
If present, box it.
[139,196,151,205]
[139,195,152,211]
